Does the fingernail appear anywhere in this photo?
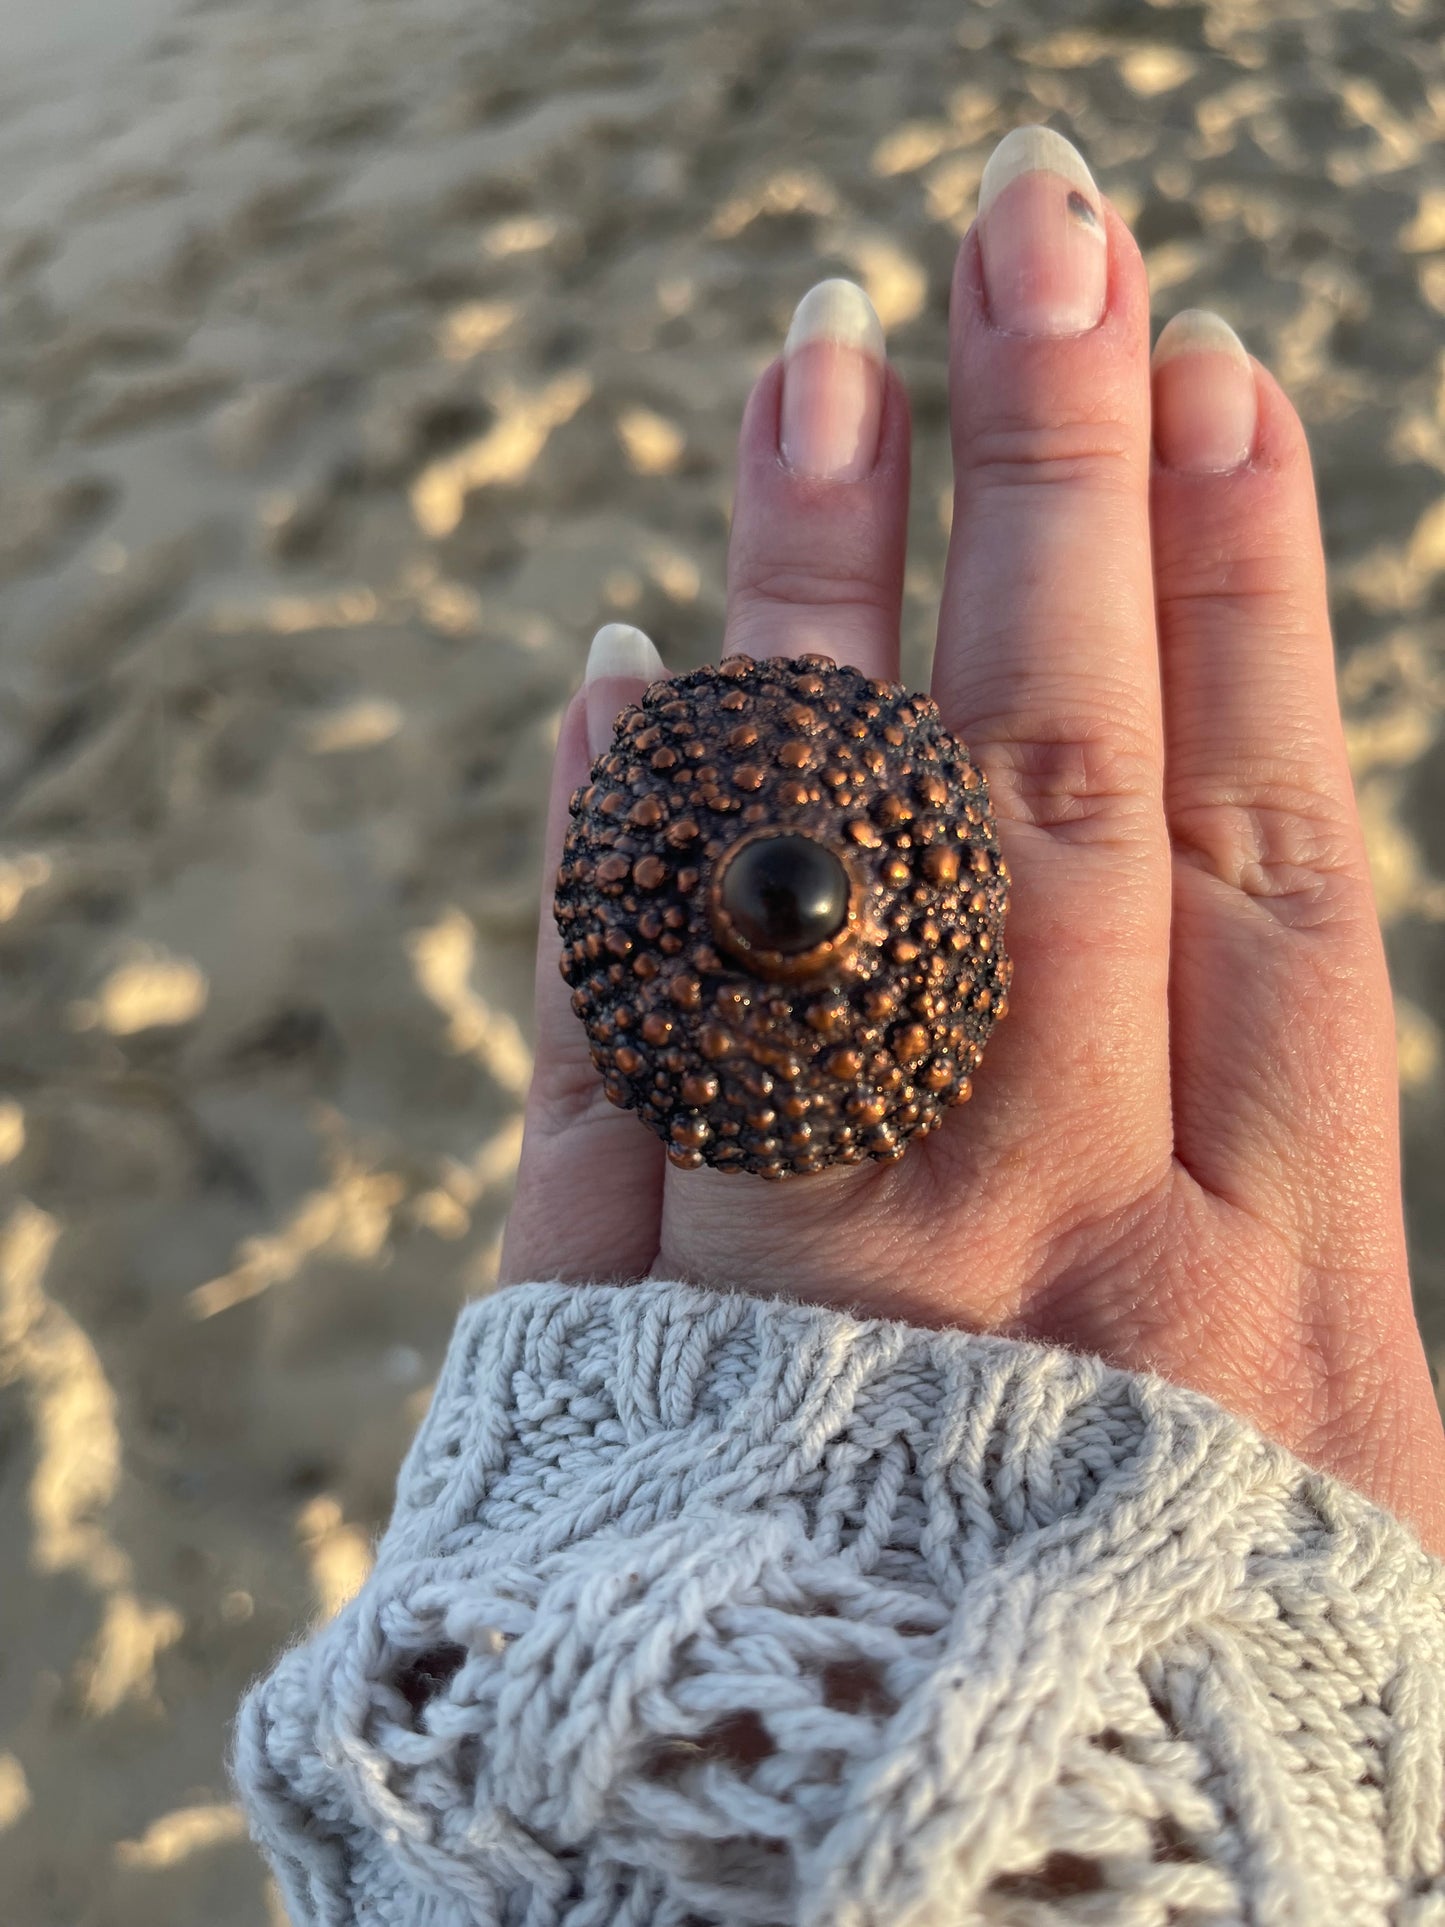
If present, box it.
[584,623,665,757]
[780,278,885,482]
[1151,310,1256,473]
[977,126,1107,336]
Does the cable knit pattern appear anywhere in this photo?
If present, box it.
[234,1280,1445,1927]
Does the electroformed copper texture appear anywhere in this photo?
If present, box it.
[553,653,1012,1178]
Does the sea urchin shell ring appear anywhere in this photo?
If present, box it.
[554,653,1012,1179]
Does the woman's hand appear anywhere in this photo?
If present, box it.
[501,126,1445,1551]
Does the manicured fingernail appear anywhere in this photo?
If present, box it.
[1151,310,1256,473]
[780,279,885,482]
[977,126,1107,336]
[584,623,665,757]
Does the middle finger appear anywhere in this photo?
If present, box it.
[722,278,910,680]
[934,127,1172,1168]
[656,277,915,1276]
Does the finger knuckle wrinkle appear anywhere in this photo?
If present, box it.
[530,1056,617,1143]
[961,418,1136,494]
[1157,549,1315,627]
[734,562,894,618]
[990,729,1158,835]
[1171,787,1366,924]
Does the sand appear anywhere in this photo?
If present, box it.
[0,0,1443,1918]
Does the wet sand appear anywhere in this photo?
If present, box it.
[1,0,1443,1919]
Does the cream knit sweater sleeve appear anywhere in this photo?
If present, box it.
[233,1279,1445,1927]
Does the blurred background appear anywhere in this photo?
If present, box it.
[0,0,1442,1919]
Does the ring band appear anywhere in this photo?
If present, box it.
[554,653,1011,1178]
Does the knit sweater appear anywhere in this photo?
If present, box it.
[234,1279,1445,1927]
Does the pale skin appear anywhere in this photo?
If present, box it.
[502,165,1445,1553]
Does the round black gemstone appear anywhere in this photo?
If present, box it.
[717,833,849,956]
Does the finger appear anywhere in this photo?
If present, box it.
[499,624,666,1285]
[932,127,1172,1164]
[723,278,910,681]
[651,282,910,1275]
[1147,315,1445,1529]
[1149,314,1396,1239]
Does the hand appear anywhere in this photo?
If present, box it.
[501,126,1445,1551]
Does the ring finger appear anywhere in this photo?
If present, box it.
[722,277,910,679]
[658,276,914,1270]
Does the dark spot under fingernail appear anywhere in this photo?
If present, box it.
[1067,190,1099,229]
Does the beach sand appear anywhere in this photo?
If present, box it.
[1,0,1443,1918]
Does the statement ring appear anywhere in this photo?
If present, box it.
[554,654,1011,1178]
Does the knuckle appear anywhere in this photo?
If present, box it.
[956,413,1138,496]
[527,1049,617,1144]
[730,558,896,621]
[726,558,898,661]
[1155,542,1317,633]
[1169,781,1372,926]
[980,721,1160,838]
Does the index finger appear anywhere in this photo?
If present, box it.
[500,626,666,1286]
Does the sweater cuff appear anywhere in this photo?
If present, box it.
[234,1278,1445,1927]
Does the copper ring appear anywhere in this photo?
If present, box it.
[553,653,1012,1179]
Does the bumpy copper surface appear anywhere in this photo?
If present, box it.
[554,654,1011,1178]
